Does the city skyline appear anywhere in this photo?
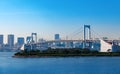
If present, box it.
[0,0,120,41]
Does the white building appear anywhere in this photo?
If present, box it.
[100,39,112,52]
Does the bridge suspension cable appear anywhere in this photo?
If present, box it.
[66,26,83,40]
[91,29,102,40]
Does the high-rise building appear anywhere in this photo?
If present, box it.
[8,34,14,48]
[17,37,24,45]
[55,34,60,40]
[31,33,37,43]
[0,35,3,45]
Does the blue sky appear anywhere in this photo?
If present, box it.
[0,0,120,43]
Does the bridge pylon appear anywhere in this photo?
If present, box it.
[83,25,91,48]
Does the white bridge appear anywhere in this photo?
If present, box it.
[22,25,120,52]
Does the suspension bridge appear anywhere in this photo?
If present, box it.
[24,25,120,52]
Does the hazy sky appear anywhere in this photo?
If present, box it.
[0,0,120,43]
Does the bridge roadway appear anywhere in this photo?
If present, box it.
[29,40,116,44]
[38,40,101,44]
[30,39,120,47]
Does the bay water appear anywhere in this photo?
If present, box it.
[0,52,120,74]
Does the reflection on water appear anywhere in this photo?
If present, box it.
[0,52,120,74]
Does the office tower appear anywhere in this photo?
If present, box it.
[55,34,60,40]
[17,37,24,45]
[8,34,14,48]
[31,33,37,43]
[0,35,3,45]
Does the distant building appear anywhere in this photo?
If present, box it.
[102,37,108,40]
[8,34,14,48]
[38,38,46,43]
[17,37,24,46]
[26,36,32,44]
[55,34,60,40]
[0,35,3,45]
[31,33,37,43]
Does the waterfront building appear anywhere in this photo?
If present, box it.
[55,34,60,40]
[112,40,120,52]
[8,34,14,48]
[100,39,112,52]
[0,35,3,45]
[17,37,24,46]
[0,35,3,48]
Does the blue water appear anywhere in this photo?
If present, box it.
[0,52,120,74]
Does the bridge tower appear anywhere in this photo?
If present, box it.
[83,25,91,48]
